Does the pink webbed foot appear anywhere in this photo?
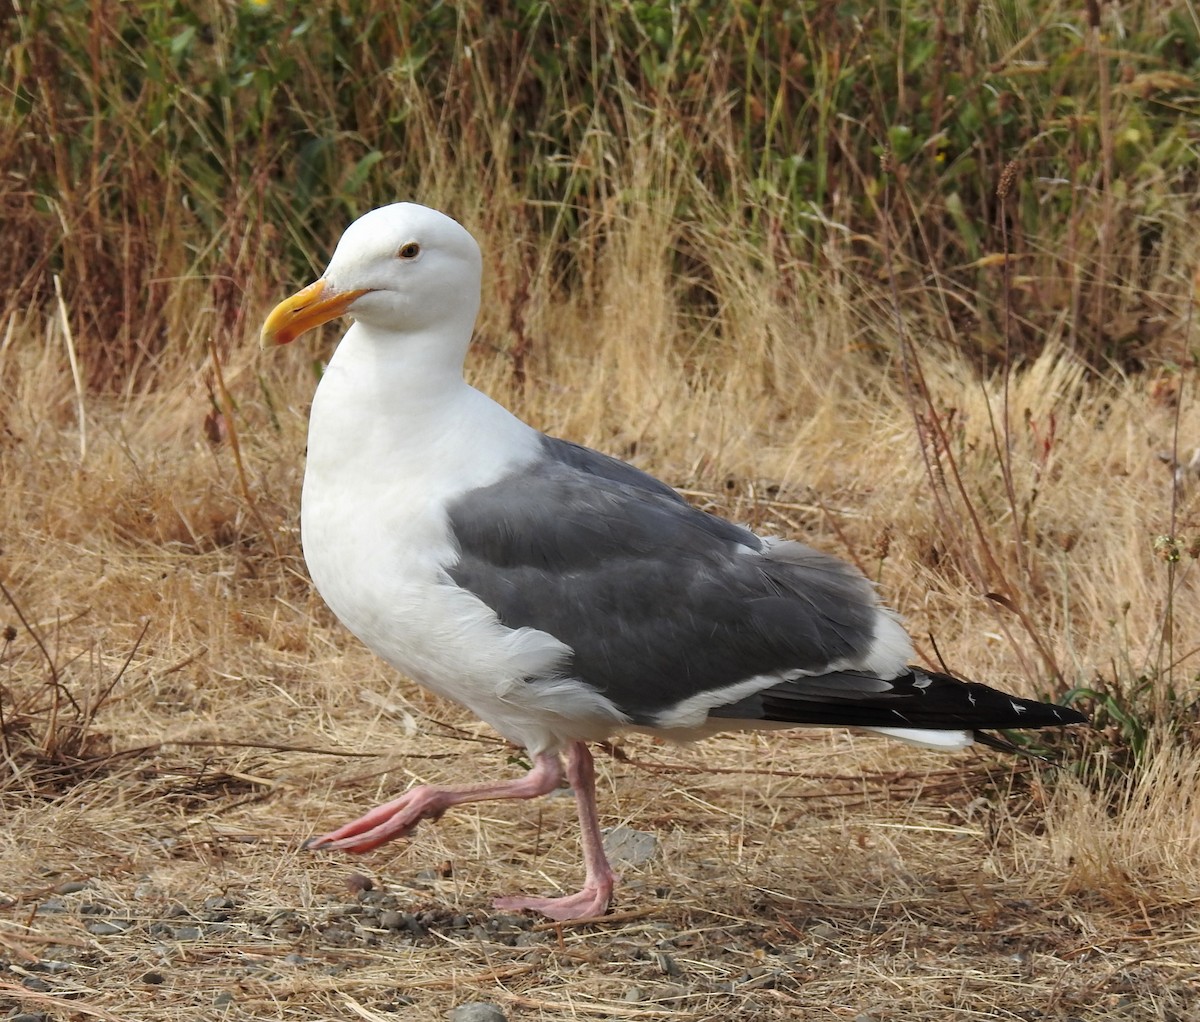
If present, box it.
[305,785,453,853]
[305,753,564,855]
[492,875,616,923]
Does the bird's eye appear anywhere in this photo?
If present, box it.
[398,242,421,259]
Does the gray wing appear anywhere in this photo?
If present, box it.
[445,437,882,724]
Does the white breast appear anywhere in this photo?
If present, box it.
[299,332,627,754]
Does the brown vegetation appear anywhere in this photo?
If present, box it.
[3,1,1199,1018]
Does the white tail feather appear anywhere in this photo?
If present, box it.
[862,726,974,750]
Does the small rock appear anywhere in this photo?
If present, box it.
[271,916,304,936]
[54,880,90,895]
[201,897,235,921]
[142,971,165,985]
[345,872,374,893]
[603,826,659,866]
[20,977,52,992]
[283,953,308,966]
[170,926,203,941]
[380,994,416,1009]
[203,896,236,910]
[322,926,354,944]
[809,922,839,939]
[213,990,234,1006]
[85,920,129,936]
[653,951,682,977]
[36,898,68,913]
[447,1003,507,1022]
[623,986,645,1003]
[379,910,406,930]
[10,1014,50,1022]
[736,966,781,990]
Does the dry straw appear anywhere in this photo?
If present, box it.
[2,193,1198,1018]
[3,1,1200,1015]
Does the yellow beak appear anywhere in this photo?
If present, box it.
[260,279,370,348]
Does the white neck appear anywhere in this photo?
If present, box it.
[303,321,541,502]
[328,319,470,406]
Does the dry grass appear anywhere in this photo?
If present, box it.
[3,193,1199,1020]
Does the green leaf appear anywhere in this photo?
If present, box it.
[343,150,384,197]
[170,25,196,59]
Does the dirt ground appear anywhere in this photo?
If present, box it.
[2,671,1196,1022]
[3,285,1199,1020]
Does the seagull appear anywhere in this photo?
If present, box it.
[260,203,1086,922]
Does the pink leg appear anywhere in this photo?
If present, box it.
[493,741,619,922]
[306,752,563,853]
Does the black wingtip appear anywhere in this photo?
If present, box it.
[972,729,1026,756]
[972,728,1078,764]
[1047,703,1089,727]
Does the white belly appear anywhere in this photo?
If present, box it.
[299,366,627,754]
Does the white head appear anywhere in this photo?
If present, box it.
[261,203,483,347]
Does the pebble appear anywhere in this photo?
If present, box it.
[602,826,659,866]
[35,898,67,913]
[735,966,781,990]
[345,872,374,893]
[204,895,237,910]
[10,1014,49,1022]
[213,990,235,1007]
[379,910,407,930]
[201,897,236,921]
[85,920,129,936]
[380,995,416,1009]
[447,1004,507,1022]
[54,880,90,895]
[170,926,203,941]
[653,950,682,977]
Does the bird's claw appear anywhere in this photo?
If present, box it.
[492,880,614,923]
